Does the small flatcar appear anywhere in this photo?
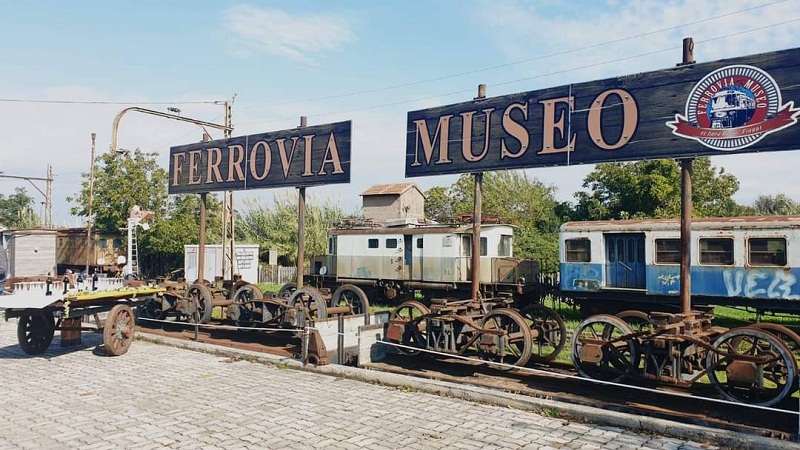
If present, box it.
[560,215,800,316]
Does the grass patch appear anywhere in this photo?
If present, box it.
[258,283,283,294]
[711,305,800,330]
[370,303,397,314]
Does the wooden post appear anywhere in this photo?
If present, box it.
[677,37,695,314]
[61,317,82,347]
[86,133,96,275]
[472,173,483,301]
[297,116,308,289]
[680,159,693,314]
[471,84,486,301]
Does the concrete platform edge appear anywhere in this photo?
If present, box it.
[134,330,798,450]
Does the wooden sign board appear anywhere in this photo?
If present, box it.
[169,121,351,194]
[405,47,800,177]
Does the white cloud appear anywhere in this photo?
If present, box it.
[463,0,800,204]
[223,5,357,64]
[470,0,800,87]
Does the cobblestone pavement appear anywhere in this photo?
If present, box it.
[0,318,720,450]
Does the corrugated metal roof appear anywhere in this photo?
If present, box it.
[360,183,420,196]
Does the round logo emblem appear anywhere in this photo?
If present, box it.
[667,64,799,151]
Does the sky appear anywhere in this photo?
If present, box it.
[1,0,800,227]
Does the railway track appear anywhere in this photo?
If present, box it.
[136,319,799,441]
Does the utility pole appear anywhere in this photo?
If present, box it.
[221,97,236,280]
[0,168,54,228]
[86,133,97,274]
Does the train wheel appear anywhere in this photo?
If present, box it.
[616,310,651,332]
[233,283,263,303]
[103,304,135,356]
[17,312,55,355]
[231,284,264,327]
[331,284,371,324]
[746,323,800,371]
[480,308,533,370]
[287,287,328,321]
[519,304,566,364]
[278,282,297,299]
[187,283,214,324]
[388,301,430,355]
[571,314,639,382]
[706,327,796,407]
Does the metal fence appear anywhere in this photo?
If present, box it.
[258,265,297,285]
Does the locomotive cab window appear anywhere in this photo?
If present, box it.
[749,237,787,266]
[565,239,591,262]
[368,239,379,249]
[416,238,423,249]
[461,236,488,256]
[498,235,512,257]
[386,238,398,249]
[655,239,681,264]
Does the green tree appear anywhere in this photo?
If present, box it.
[138,194,223,277]
[237,192,344,265]
[752,193,800,216]
[69,149,168,233]
[573,157,745,220]
[423,186,456,223]
[0,187,41,229]
[423,171,561,271]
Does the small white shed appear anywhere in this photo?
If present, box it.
[2,229,57,277]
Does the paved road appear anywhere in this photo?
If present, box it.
[0,318,721,450]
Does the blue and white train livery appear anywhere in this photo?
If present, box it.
[559,216,800,315]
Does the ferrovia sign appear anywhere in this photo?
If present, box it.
[169,121,351,194]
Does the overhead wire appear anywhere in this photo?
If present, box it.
[232,15,800,129]
[237,0,790,110]
[0,99,223,105]
[0,0,786,110]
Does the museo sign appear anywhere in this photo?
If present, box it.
[405,47,800,177]
[169,121,351,194]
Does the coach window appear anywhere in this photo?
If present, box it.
[607,239,616,263]
[498,235,512,257]
[368,239,379,249]
[749,237,787,266]
[565,239,591,262]
[328,237,337,254]
[655,239,681,264]
[386,238,398,249]
[637,238,645,263]
[699,238,734,265]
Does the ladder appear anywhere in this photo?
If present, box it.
[125,217,141,278]
[130,223,139,277]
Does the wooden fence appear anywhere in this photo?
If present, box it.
[258,265,297,285]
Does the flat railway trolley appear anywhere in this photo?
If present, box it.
[0,286,165,356]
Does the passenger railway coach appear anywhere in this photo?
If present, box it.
[559,216,800,316]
